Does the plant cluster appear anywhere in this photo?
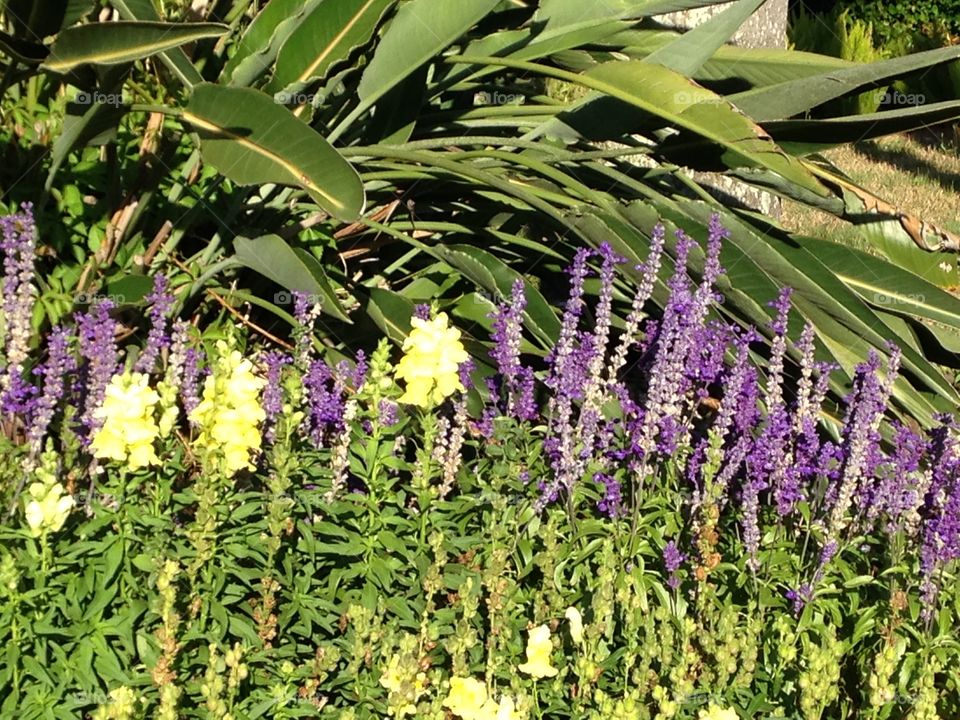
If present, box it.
[1,209,958,719]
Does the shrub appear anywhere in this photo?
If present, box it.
[1,208,958,718]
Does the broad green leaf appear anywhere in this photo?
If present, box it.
[609,30,854,88]
[268,0,394,94]
[541,60,829,197]
[220,0,321,85]
[730,45,960,121]
[366,287,414,342]
[644,0,765,76]
[795,236,960,328]
[536,0,725,31]
[43,21,228,73]
[110,0,203,86]
[430,244,561,347]
[347,0,499,130]
[182,83,364,221]
[765,100,960,155]
[233,234,351,322]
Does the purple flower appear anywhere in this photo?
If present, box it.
[663,540,685,590]
[181,345,203,422]
[607,223,665,385]
[134,274,175,374]
[378,399,399,427]
[76,300,119,438]
[303,358,347,447]
[594,472,624,519]
[261,350,291,443]
[26,326,75,457]
[0,204,37,404]
[490,278,526,386]
[413,303,431,321]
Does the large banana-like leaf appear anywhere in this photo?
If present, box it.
[267,0,394,95]
[535,0,727,31]
[523,59,829,197]
[764,101,960,155]
[234,234,351,322]
[607,30,853,88]
[220,0,323,87]
[182,84,365,221]
[43,21,228,73]
[795,236,960,330]
[333,0,500,140]
[643,0,765,76]
[110,0,204,86]
[730,45,960,121]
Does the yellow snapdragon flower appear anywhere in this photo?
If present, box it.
[518,624,558,679]
[91,371,162,470]
[24,480,73,537]
[443,678,516,720]
[395,313,468,408]
[698,705,739,720]
[565,607,584,644]
[378,651,427,717]
[189,343,266,476]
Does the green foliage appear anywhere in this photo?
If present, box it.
[2,0,960,429]
[838,0,960,43]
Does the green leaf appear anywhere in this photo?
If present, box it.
[268,0,395,94]
[182,83,365,221]
[609,30,854,88]
[794,236,960,328]
[110,0,203,86]
[542,60,829,197]
[765,100,960,155]
[643,0,765,76]
[344,0,499,134]
[220,0,322,86]
[43,21,228,73]
[233,234,351,322]
[430,244,560,347]
[536,0,723,31]
[730,45,960,121]
[366,287,413,342]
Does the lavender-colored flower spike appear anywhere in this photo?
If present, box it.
[26,326,75,458]
[261,350,291,443]
[606,223,665,386]
[134,274,175,374]
[77,300,119,438]
[489,277,526,389]
[181,345,203,423]
[0,204,38,403]
[663,540,685,590]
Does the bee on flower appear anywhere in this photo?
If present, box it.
[394,312,469,408]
